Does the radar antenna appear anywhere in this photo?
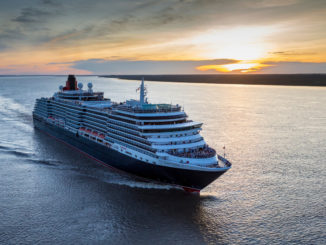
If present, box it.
[87,82,93,93]
[78,82,83,90]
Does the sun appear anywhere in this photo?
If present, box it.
[213,44,265,61]
[188,26,276,61]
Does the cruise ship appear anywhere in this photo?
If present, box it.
[33,75,231,192]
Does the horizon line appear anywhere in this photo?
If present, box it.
[1,73,326,76]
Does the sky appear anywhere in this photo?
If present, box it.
[0,0,326,75]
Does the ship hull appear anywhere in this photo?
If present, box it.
[33,117,228,191]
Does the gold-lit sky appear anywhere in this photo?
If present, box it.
[0,0,326,74]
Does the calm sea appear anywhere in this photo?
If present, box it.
[0,76,325,244]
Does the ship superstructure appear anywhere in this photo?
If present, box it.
[33,75,231,192]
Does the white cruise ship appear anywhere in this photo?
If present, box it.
[33,75,231,192]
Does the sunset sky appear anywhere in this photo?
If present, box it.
[1,0,326,74]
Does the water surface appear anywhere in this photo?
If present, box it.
[0,76,325,244]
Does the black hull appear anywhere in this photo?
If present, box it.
[33,117,228,191]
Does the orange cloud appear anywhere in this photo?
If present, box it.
[0,63,91,75]
[196,62,271,73]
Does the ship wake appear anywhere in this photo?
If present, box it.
[0,95,33,131]
[87,169,179,191]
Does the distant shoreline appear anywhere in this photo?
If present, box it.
[100,74,326,86]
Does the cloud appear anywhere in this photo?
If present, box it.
[268,50,317,56]
[0,2,63,50]
[258,62,326,73]
[12,7,51,23]
[67,59,326,74]
[0,28,25,51]
[248,0,299,8]
[68,58,239,74]
[1,0,326,74]
[40,0,61,6]
[46,26,95,46]
[0,63,91,75]
[196,61,326,74]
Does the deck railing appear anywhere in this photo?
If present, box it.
[167,146,216,159]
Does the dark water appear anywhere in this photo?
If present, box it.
[0,76,325,244]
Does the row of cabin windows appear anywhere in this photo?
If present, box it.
[81,131,156,159]
[107,131,151,146]
[109,115,135,124]
[107,125,141,137]
[111,114,186,126]
[82,118,106,128]
[143,125,200,133]
[105,135,157,157]
[53,101,108,118]
[83,110,108,118]
[107,119,139,131]
[107,133,153,151]
[83,114,107,122]
[154,131,199,138]
[106,128,149,145]
[52,103,83,113]
[113,111,186,120]
[52,105,107,122]
[106,134,155,153]
[141,119,186,126]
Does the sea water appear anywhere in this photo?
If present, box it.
[0,76,325,244]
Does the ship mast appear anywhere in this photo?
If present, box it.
[140,77,146,105]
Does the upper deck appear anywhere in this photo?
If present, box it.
[118,103,181,113]
[56,90,104,101]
